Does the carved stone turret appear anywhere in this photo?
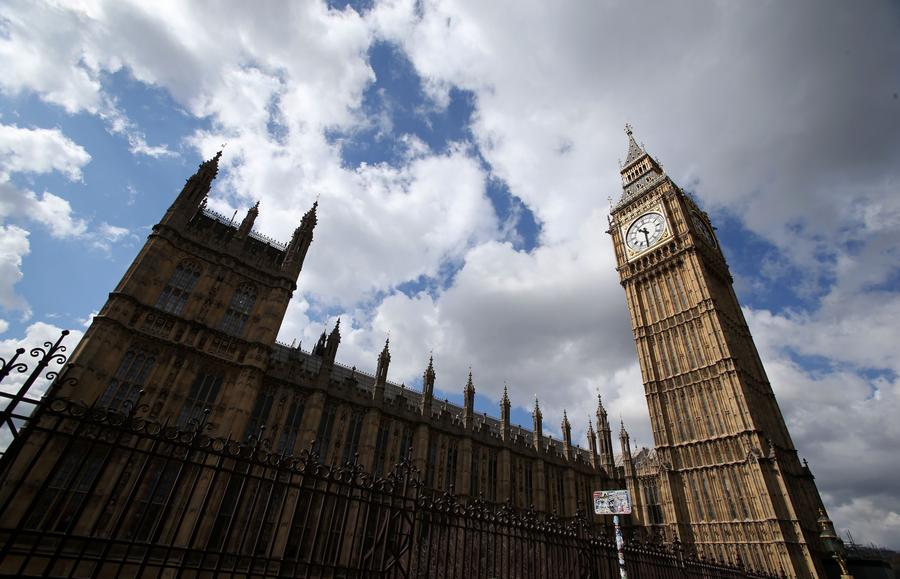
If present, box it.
[532,397,543,451]
[587,419,599,468]
[596,394,616,474]
[237,201,259,237]
[373,338,390,402]
[161,150,221,228]
[463,370,475,430]
[619,421,634,478]
[500,384,511,441]
[323,318,340,367]
[421,354,435,417]
[561,410,572,460]
[283,201,317,274]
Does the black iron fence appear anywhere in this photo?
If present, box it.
[0,331,780,578]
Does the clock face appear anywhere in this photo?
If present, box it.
[626,212,667,252]
[690,212,717,247]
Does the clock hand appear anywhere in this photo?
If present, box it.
[639,227,650,247]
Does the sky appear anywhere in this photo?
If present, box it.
[1,0,898,548]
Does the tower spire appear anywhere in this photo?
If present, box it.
[623,123,646,167]
[500,383,511,441]
[238,200,259,237]
[619,419,634,477]
[421,353,435,416]
[373,337,390,401]
[596,393,615,474]
[463,369,475,430]
[163,150,222,227]
[532,396,543,451]
[323,317,341,366]
[561,409,572,460]
[283,199,318,274]
[587,418,599,468]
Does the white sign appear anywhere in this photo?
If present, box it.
[593,489,632,515]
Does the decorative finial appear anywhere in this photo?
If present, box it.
[625,123,633,136]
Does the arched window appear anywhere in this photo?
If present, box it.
[220,283,257,336]
[98,348,156,411]
[277,395,306,455]
[156,261,201,315]
[178,370,223,429]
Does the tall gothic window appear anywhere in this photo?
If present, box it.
[220,283,257,336]
[487,450,498,502]
[444,440,458,492]
[277,396,306,455]
[315,403,337,460]
[425,437,438,488]
[25,442,105,532]
[245,389,274,442]
[524,462,534,506]
[398,425,413,461]
[372,419,390,476]
[156,261,201,315]
[341,410,364,464]
[98,348,155,411]
[470,447,481,497]
[178,371,223,429]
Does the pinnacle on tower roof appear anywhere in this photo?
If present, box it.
[587,418,595,434]
[502,383,510,403]
[465,369,475,393]
[623,123,646,167]
[300,199,318,231]
[329,317,341,338]
[562,409,570,428]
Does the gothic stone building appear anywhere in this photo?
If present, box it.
[31,130,829,577]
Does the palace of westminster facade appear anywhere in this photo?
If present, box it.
[57,130,831,577]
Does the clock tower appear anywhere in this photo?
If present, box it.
[608,126,828,578]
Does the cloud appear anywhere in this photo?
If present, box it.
[0,123,90,180]
[0,225,30,317]
[0,123,133,247]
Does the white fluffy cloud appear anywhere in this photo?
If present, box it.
[0,225,30,317]
[0,123,91,239]
[0,124,91,179]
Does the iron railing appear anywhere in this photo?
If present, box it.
[0,331,781,578]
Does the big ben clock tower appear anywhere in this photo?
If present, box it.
[608,125,828,578]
